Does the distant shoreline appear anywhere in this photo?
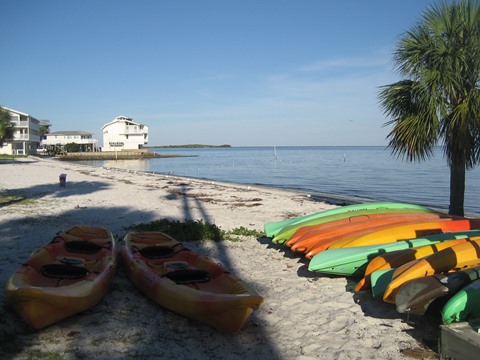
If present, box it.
[147,144,231,149]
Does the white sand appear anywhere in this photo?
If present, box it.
[0,157,439,359]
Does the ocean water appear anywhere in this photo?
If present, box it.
[78,146,480,215]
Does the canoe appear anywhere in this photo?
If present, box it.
[328,218,480,250]
[305,218,479,260]
[442,279,480,324]
[382,238,480,304]
[286,211,448,250]
[288,212,454,255]
[395,266,480,315]
[355,235,476,291]
[5,225,117,329]
[308,231,480,277]
[122,231,263,332]
[273,207,439,245]
[265,202,435,239]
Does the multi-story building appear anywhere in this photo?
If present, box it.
[42,131,98,152]
[101,115,149,151]
[0,106,41,155]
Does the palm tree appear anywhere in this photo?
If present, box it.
[0,107,14,147]
[378,0,480,216]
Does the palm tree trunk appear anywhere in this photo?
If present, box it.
[449,161,466,216]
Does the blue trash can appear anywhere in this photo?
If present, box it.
[59,174,67,187]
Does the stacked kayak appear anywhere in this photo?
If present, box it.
[354,235,477,292]
[265,202,480,325]
[6,225,117,329]
[286,211,456,257]
[266,202,437,241]
[308,231,480,276]
[122,231,263,332]
[441,279,480,324]
[382,238,480,303]
[395,265,480,315]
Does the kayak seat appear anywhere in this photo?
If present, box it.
[140,246,175,259]
[163,269,211,284]
[41,264,89,279]
[65,240,104,254]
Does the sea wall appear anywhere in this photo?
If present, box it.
[54,149,178,161]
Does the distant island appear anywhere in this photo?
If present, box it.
[148,144,231,149]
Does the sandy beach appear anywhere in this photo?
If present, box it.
[0,157,440,360]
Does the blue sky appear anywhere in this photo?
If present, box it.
[1,0,436,146]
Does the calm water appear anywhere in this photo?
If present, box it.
[78,146,480,215]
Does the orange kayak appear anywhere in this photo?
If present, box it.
[328,218,480,250]
[287,212,453,254]
[354,237,471,292]
[304,218,479,259]
[285,210,447,249]
[6,225,117,329]
[122,231,263,332]
[382,238,480,304]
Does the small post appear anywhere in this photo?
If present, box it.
[59,173,67,187]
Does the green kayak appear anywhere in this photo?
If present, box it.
[442,279,480,324]
[266,202,436,243]
[308,230,480,276]
[370,269,395,298]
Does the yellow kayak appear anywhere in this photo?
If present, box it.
[6,225,117,329]
[354,237,470,292]
[329,218,480,250]
[122,231,263,332]
[382,238,480,304]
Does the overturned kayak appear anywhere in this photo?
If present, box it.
[305,218,478,260]
[287,211,451,254]
[308,231,480,277]
[6,225,117,329]
[359,238,472,298]
[265,202,436,240]
[273,206,439,245]
[354,235,476,292]
[122,231,263,332]
[328,218,480,250]
[383,238,480,304]
[395,266,480,315]
[442,279,480,324]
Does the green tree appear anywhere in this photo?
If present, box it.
[39,124,50,139]
[0,107,14,147]
[378,0,480,216]
[64,142,80,153]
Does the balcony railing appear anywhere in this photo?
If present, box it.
[42,139,98,146]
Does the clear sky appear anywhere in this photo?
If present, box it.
[1,0,437,147]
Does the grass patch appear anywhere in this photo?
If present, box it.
[0,191,29,206]
[0,154,27,160]
[24,351,61,360]
[125,219,265,242]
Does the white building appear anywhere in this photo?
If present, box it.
[42,131,98,152]
[0,106,40,155]
[101,116,149,151]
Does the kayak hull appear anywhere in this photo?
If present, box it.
[309,232,480,277]
[266,202,436,240]
[122,231,263,332]
[5,225,117,329]
[383,238,480,304]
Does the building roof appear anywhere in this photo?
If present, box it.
[46,131,93,136]
[1,106,29,117]
[101,115,144,130]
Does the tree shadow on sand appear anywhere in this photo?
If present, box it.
[0,185,279,359]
